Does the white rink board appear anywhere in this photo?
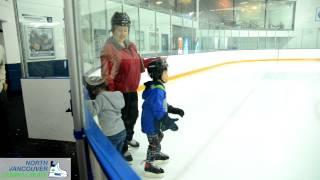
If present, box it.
[21,78,75,142]
[91,49,320,84]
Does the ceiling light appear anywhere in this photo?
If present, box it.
[240,1,248,5]
[155,1,163,5]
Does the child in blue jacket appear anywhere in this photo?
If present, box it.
[141,57,184,177]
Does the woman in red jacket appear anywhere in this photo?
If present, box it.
[100,12,145,162]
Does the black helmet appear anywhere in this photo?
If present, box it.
[147,57,168,81]
[111,12,131,27]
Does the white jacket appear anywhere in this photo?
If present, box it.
[0,44,6,92]
[87,91,125,136]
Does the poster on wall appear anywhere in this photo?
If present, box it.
[24,26,55,60]
[316,7,320,21]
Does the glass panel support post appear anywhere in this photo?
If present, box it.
[12,0,28,77]
[64,1,89,179]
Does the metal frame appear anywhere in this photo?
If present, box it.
[64,1,89,179]
[12,0,28,77]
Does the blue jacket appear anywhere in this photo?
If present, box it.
[141,81,167,135]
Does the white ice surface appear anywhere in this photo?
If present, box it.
[127,61,320,180]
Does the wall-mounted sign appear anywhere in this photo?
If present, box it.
[23,25,55,60]
[316,7,320,22]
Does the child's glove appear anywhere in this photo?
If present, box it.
[160,114,179,132]
[168,105,184,117]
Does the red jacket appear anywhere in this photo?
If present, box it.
[100,38,145,92]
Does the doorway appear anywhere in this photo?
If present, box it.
[0,20,28,142]
[161,34,169,53]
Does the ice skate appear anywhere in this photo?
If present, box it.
[154,152,169,164]
[123,151,133,164]
[48,161,67,178]
[144,162,165,178]
[128,139,140,148]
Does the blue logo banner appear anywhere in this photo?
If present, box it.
[0,158,71,180]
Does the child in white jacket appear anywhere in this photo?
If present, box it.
[85,76,126,153]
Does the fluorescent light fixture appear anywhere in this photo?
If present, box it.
[28,22,60,27]
[155,1,163,5]
[240,1,248,5]
[210,8,233,12]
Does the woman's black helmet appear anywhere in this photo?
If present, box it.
[111,12,131,27]
[146,57,168,81]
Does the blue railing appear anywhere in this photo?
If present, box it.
[83,89,140,180]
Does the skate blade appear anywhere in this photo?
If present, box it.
[154,159,169,165]
[48,172,67,178]
[144,172,165,178]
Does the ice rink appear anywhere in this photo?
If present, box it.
[129,60,320,180]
